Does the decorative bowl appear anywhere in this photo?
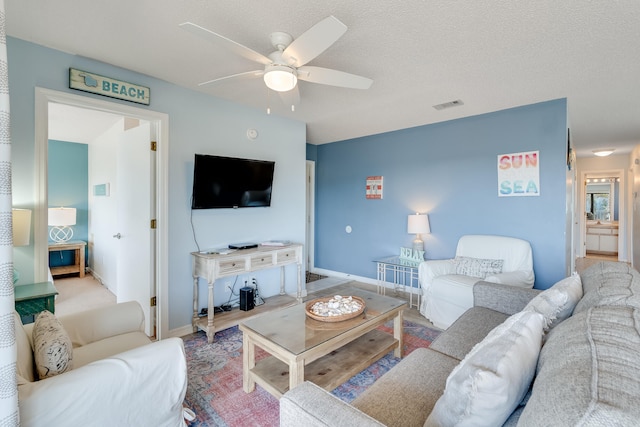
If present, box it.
[305,295,366,322]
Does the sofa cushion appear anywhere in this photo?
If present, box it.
[425,310,544,427]
[575,261,640,314]
[523,272,582,331]
[72,331,152,368]
[352,348,459,427]
[429,307,509,361]
[14,312,35,384]
[281,382,385,427]
[454,256,503,279]
[518,305,640,426]
[32,311,73,379]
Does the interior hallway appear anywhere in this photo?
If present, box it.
[575,254,621,274]
[53,275,115,317]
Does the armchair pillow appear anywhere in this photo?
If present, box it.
[32,311,73,379]
[455,256,504,278]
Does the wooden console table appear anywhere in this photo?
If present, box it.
[191,244,303,343]
[48,240,86,278]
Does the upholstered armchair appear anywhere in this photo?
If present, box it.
[15,301,189,427]
[419,235,534,329]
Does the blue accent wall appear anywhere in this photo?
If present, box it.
[306,144,318,162]
[314,99,568,289]
[48,140,88,267]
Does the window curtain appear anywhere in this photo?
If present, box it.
[0,0,18,425]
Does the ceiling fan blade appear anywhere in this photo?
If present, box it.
[198,70,264,87]
[281,16,347,67]
[180,22,272,66]
[297,66,373,89]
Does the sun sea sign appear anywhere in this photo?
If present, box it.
[497,151,540,197]
[69,68,150,105]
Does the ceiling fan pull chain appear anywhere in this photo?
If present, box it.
[266,86,271,115]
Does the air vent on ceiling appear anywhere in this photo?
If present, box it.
[433,99,464,111]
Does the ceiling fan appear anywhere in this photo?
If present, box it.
[179,16,373,102]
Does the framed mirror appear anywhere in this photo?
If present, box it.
[585,178,617,222]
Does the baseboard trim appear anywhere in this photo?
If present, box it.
[312,268,421,294]
[169,324,195,339]
[311,268,377,286]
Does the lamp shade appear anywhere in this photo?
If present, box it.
[407,213,430,234]
[12,208,32,247]
[48,207,76,226]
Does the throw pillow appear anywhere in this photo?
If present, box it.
[424,310,544,427]
[455,256,504,279]
[524,272,582,331]
[32,310,73,379]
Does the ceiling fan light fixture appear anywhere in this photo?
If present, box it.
[593,149,615,157]
[263,65,297,92]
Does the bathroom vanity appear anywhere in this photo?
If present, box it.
[586,221,619,255]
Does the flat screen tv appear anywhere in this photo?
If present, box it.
[191,154,275,209]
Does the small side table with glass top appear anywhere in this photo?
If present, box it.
[374,256,422,310]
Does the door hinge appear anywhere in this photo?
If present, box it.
[150,296,157,307]
[150,219,157,229]
[150,141,157,151]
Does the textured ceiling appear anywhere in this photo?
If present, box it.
[7,0,640,157]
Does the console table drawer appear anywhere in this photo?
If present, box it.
[251,254,273,268]
[277,249,297,264]
[219,259,246,275]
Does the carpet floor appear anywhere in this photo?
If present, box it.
[182,320,440,427]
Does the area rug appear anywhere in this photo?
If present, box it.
[182,320,440,427]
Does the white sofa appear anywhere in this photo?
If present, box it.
[419,234,534,329]
[15,302,188,427]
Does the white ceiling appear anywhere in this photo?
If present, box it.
[48,103,123,144]
[7,0,640,157]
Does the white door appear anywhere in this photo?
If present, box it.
[305,161,315,273]
[115,121,154,336]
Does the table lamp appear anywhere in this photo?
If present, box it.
[12,208,32,283]
[407,213,430,253]
[48,207,77,243]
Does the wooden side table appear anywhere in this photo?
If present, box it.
[48,240,86,278]
[15,281,59,324]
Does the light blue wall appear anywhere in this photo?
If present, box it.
[314,99,568,289]
[48,140,88,267]
[9,37,307,331]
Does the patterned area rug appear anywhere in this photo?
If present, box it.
[182,320,440,426]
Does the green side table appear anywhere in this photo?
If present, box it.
[15,282,59,324]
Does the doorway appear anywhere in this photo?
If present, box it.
[34,88,170,339]
[305,160,315,274]
[48,107,154,333]
[579,169,626,262]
